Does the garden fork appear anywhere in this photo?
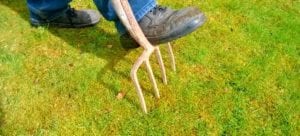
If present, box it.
[112,0,176,113]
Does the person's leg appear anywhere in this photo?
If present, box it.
[27,0,71,21]
[94,0,156,34]
[27,0,101,27]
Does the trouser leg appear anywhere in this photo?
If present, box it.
[27,0,71,21]
[94,0,156,34]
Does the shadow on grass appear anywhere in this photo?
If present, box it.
[0,0,140,108]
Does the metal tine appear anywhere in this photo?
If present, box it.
[167,42,176,72]
[155,47,167,85]
[145,60,160,98]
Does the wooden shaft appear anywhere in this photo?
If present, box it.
[112,0,153,50]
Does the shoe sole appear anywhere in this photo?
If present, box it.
[30,17,101,28]
[148,13,207,45]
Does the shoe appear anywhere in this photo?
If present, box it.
[30,7,101,28]
[120,5,206,49]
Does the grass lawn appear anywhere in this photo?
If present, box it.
[0,0,299,135]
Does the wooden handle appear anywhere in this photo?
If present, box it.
[111,0,153,50]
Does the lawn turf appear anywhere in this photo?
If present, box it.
[0,0,299,135]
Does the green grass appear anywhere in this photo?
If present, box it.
[0,0,299,135]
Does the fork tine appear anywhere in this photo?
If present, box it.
[145,60,160,98]
[131,71,147,113]
[130,51,150,113]
[167,42,176,72]
[155,47,168,85]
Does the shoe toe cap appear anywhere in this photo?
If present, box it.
[84,9,101,24]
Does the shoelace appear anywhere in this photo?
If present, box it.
[65,6,77,26]
[149,5,167,15]
[66,6,77,17]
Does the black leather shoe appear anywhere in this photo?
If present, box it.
[120,5,206,49]
[30,7,101,28]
